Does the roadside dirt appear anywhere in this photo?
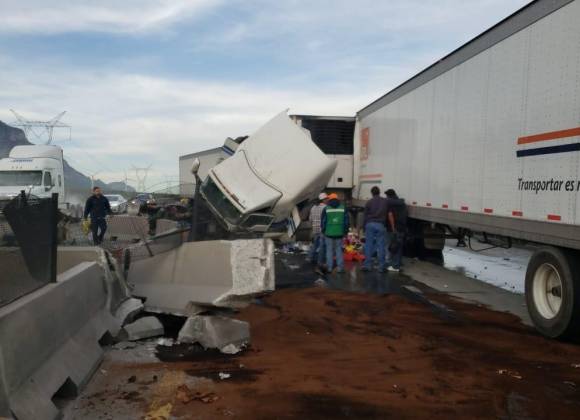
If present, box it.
[73,286,580,419]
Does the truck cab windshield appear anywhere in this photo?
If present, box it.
[0,170,43,187]
[201,176,243,225]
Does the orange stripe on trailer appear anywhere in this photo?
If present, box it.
[547,214,562,221]
[484,208,493,214]
[359,173,383,180]
[512,211,523,217]
[517,127,580,145]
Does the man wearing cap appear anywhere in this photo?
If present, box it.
[321,193,349,273]
[308,193,328,266]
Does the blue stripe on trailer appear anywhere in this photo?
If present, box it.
[517,143,580,158]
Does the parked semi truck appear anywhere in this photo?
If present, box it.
[353,0,580,339]
[0,145,67,209]
[200,110,337,234]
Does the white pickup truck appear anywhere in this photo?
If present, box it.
[200,111,337,234]
[0,145,67,209]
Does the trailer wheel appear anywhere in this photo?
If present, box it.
[525,247,580,340]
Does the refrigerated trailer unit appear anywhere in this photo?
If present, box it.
[354,0,580,339]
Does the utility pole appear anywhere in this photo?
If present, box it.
[10,109,71,144]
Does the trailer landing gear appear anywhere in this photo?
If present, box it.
[525,247,580,340]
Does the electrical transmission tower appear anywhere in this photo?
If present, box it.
[132,164,152,192]
[123,170,136,192]
[10,109,71,144]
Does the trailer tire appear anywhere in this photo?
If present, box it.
[525,247,580,340]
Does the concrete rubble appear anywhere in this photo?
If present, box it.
[120,316,165,341]
[128,238,275,316]
[114,297,144,326]
[177,315,250,351]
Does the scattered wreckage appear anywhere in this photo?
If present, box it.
[0,111,334,420]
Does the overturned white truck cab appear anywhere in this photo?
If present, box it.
[201,111,337,233]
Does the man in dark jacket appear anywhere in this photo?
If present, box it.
[321,193,349,273]
[84,187,112,245]
[385,189,408,272]
[362,186,388,272]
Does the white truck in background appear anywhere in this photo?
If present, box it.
[0,145,67,209]
[200,111,337,234]
[353,0,580,339]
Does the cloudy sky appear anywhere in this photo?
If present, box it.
[0,0,529,190]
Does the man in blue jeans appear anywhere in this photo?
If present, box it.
[361,186,388,272]
[84,186,112,245]
[321,193,349,273]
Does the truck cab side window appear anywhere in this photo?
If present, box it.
[58,175,62,187]
[44,172,52,188]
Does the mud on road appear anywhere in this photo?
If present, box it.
[71,284,580,419]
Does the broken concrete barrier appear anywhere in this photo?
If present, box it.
[128,239,275,315]
[178,315,250,351]
[0,259,129,420]
[121,316,164,341]
[114,297,144,326]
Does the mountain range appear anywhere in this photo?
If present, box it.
[0,121,135,193]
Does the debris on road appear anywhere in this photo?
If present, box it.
[157,337,175,347]
[221,343,243,354]
[120,316,164,341]
[218,372,231,380]
[177,315,250,350]
[497,369,523,380]
[176,384,219,404]
[563,381,576,388]
[111,341,137,350]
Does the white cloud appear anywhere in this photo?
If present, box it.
[0,0,531,190]
[0,60,377,187]
[0,0,222,34]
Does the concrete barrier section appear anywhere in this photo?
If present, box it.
[0,248,131,420]
[128,239,275,315]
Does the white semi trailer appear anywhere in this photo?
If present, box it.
[354,0,580,339]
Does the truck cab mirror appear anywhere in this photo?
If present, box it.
[190,158,201,175]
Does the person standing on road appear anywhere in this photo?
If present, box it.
[385,189,408,272]
[84,186,112,245]
[321,193,349,273]
[362,186,388,272]
[308,193,328,267]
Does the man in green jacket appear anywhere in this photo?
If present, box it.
[321,193,349,273]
